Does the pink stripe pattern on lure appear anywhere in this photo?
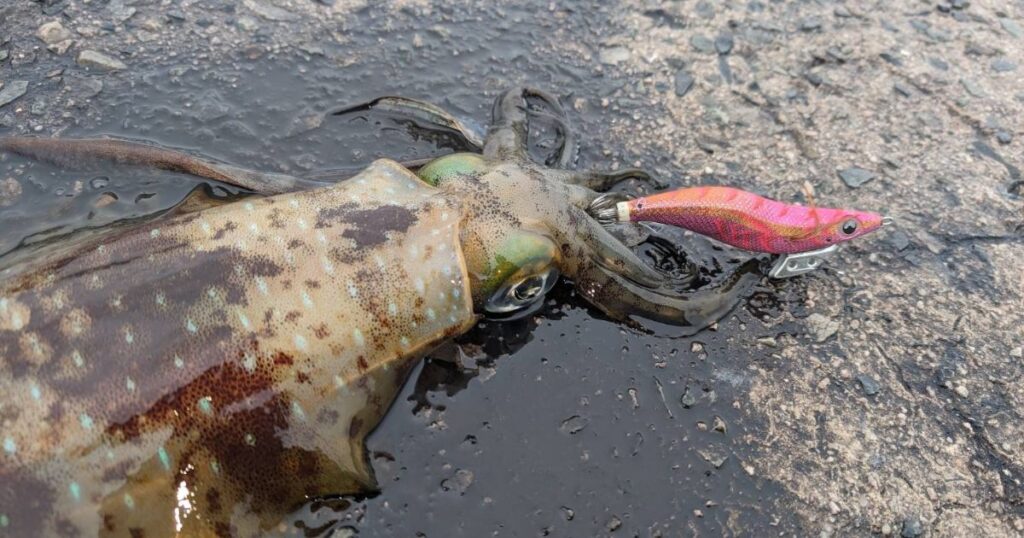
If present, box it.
[619,186,885,254]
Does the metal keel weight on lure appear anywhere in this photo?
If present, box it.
[590,186,891,278]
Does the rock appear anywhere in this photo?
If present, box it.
[0,177,22,207]
[0,50,7,62]
[1001,18,1023,39]
[996,131,1012,145]
[806,313,839,343]
[607,516,622,532]
[243,0,299,22]
[857,374,880,396]
[77,50,127,71]
[37,21,71,44]
[166,9,186,22]
[674,71,695,97]
[714,33,734,55]
[690,35,715,53]
[599,46,630,64]
[992,58,1017,73]
[838,167,876,188]
[0,80,28,108]
[901,516,924,537]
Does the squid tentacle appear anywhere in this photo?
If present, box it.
[561,167,668,191]
[524,89,577,168]
[327,96,485,150]
[0,136,322,195]
[569,254,763,334]
[567,206,667,288]
[484,87,531,160]
[485,87,578,168]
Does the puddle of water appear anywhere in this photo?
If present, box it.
[0,2,808,535]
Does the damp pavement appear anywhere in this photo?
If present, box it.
[1,0,1022,536]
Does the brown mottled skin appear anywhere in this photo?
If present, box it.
[0,88,763,536]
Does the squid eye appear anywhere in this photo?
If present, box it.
[485,267,560,316]
[840,219,858,236]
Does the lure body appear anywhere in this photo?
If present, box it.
[614,186,884,254]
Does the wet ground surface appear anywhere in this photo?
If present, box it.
[2,0,1023,536]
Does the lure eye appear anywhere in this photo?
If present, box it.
[485,267,559,316]
[840,219,858,236]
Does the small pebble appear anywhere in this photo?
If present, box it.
[599,46,630,65]
[36,21,71,44]
[0,81,28,108]
[887,229,911,251]
[714,33,734,55]
[800,17,822,32]
[440,469,473,495]
[996,131,1012,145]
[559,415,589,434]
[674,71,695,97]
[992,58,1017,73]
[894,83,913,97]
[838,167,876,188]
[960,78,985,97]
[901,516,924,537]
[690,35,715,54]
[1001,18,1023,39]
[857,374,880,396]
[77,50,127,71]
[680,387,696,409]
[0,177,22,207]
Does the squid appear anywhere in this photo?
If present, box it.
[0,87,842,536]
